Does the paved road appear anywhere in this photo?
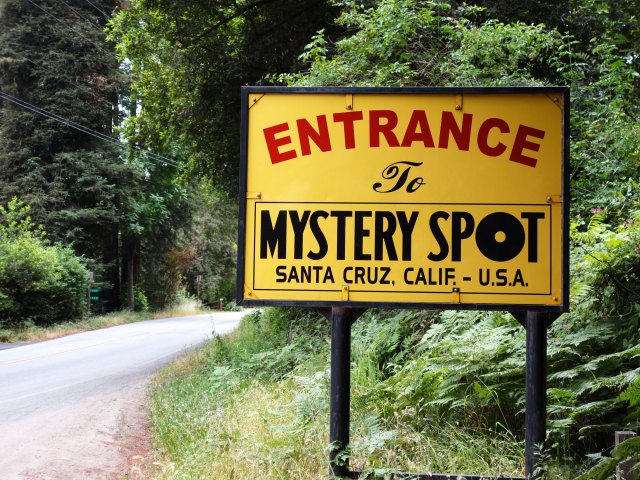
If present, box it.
[0,311,249,479]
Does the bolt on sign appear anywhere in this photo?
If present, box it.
[237,87,569,311]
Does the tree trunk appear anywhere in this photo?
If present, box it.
[127,242,136,311]
[121,236,137,311]
[102,224,120,311]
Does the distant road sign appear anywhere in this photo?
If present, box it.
[90,287,100,301]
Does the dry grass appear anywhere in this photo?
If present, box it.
[149,352,530,480]
[151,376,328,480]
[0,298,212,344]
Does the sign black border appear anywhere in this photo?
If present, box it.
[236,86,570,313]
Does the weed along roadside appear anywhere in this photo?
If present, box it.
[147,308,527,478]
[236,87,568,479]
[0,299,208,345]
[153,306,639,478]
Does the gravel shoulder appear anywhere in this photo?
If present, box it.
[0,379,152,480]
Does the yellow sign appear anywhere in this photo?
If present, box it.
[237,87,569,311]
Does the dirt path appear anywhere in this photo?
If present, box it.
[0,380,153,480]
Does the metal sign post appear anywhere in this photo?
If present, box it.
[323,306,365,477]
[326,307,549,480]
[525,311,549,479]
[513,310,555,479]
[329,307,353,478]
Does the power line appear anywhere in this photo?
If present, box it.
[59,0,100,28]
[4,3,182,170]
[0,90,181,168]
[0,90,117,146]
[0,90,183,169]
[5,14,114,99]
[81,0,110,21]
[26,0,112,58]
[26,0,66,27]
[9,2,110,68]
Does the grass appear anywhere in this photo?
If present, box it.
[0,298,209,344]
[152,375,327,479]
[146,308,580,479]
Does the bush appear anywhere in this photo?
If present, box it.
[134,286,150,312]
[200,272,237,308]
[0,198,88,327]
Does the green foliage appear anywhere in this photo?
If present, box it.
[107,0,338,196]
[133,286,149,312]
[0,196,45,241]
[0,0,121,217]
[132,180,190,310]
[287,0,575,88]
[123,181,239,311]
[203,308,329,382]
[289,0,432,86]
[473,0,640,67]
[620,377,640,408]
[571,209,640,314]
[576,436,640,480]
[369,311,524,430]
[0,198,88,326]
[181,185,238,309]
[443,20,569,86]
[568,38,640,222]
